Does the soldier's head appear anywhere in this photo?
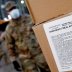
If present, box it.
[5,1,21,19]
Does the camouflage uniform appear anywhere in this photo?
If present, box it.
[0,45,4,60]
[4,1,50,72]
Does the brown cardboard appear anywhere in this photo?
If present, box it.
[33,24,58,72]
[25,0,72,25]
[33,21,72,72]
[25,0,72,71]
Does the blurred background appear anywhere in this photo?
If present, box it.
[0,0,29,21]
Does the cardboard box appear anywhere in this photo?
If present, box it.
[25,0,72,25]
[33,14,72,72]
[25,0,72,72]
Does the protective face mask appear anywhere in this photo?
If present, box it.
[9,9,21,19]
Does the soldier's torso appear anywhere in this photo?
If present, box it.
[10,16,29,51]
[6,15,41,56]
[5,15,49,71]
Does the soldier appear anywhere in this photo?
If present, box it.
[4,1,50,72]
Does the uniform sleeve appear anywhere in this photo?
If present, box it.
[5,25,13,45]
[5,25,17,57]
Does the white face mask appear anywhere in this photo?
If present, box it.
[9,9,21,19]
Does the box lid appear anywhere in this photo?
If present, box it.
[25,0,72,25]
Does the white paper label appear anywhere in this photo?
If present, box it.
[43,15,72,72]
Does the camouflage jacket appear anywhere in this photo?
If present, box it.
[4,15,49,71]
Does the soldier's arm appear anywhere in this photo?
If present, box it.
[5,25,13,46]
[5,25,17,57]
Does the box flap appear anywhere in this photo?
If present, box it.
[25,0,72,25]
